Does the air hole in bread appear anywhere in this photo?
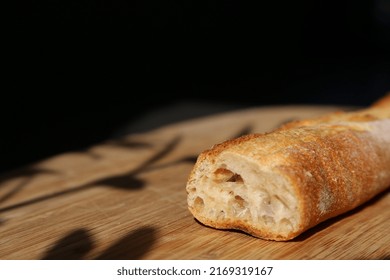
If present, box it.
[227,173,244,183]
[214,168,244,183]
[234,195,247,209]
[194,196,204,211]
[189,187,196,193]
[262,215,275,225]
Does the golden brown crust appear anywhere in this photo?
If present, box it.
[187,95,390,240]
[371,92,390,108]
[279,127,388,237]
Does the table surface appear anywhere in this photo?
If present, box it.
[0,105,389,260]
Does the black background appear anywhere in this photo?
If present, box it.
[3,0,390,173]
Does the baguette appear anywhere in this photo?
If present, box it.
[186,94,390,241]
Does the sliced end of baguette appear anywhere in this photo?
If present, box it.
[187,149,301,241]
[186,94,390,241]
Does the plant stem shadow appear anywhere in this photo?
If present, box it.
[0,136,181,213]
[0,168,57,204]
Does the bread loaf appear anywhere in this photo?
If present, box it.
[186,94,390,241]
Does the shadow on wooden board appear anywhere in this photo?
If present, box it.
[42,226,157,260]
[0,123,256,215]
[0,136,181,213]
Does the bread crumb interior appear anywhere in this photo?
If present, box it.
[188,153,299,237]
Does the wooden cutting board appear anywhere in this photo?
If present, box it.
[0,106,389,260]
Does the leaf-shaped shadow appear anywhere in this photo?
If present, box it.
[41,226,157,260]
[86,135,180,190]
[41,229,94,260]
[142,125,253,172]
[230,124,253,139]
[68,140,153,161]
[274,117,298,129]
[96,227,157,260]
[94,174,145,190]
[178,155,198,164]
[90,135,180,189]
[105,139,153,149]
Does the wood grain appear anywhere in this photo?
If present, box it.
[0,106,389,260]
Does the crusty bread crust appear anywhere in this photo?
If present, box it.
[186,94,390,241]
